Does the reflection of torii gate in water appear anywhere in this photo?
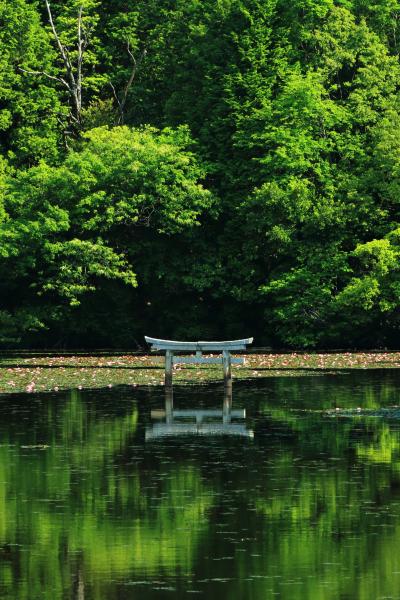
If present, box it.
[145,386,254,440]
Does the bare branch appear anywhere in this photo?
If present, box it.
[68,111,80,124]
[115,44,147,124]
[81,27,90,50]
[126,41,136,64]
[43,0,85,125]
[21,2,90,132]
[109,81,124,123]
[44,0,76,89]
[18,67,70,90]
[77,5,83,112]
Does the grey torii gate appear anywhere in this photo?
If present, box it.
[144,336,253,386]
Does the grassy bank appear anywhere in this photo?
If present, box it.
[1,352,400,394]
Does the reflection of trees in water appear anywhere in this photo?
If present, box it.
[184,411,400,600]
[251,371,400,463]
[240,440,400,600]
[258,408,400,465]
[240,388,400,600]
[240,370,400,411]
[2,378,400,599]
[0,390,214,600]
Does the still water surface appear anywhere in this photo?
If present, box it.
[2,371,400,599]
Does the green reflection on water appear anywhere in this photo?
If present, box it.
[0,389,213,599]
[1,373,400,599]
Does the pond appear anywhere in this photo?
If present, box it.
[1,370,400,599]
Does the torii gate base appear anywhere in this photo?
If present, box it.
[145,336,254,386]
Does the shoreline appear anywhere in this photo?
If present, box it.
[1,352,400,394]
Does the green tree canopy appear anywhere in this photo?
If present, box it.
[0,125,213,343]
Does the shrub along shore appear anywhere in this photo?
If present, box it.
[1,352,400,394]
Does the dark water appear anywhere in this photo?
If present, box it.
[2,371,400,599]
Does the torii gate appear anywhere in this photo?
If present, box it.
[144,336,253,386]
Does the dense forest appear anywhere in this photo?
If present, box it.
[1,0,400,348]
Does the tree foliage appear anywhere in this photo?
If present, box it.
[0,125,213,343]
[2,0,400,347]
